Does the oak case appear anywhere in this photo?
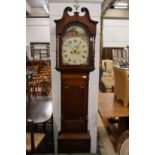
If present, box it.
[54,6,98,153]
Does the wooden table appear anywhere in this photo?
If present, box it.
[27,96,53,124]
[98,92,129,141]
[98,92,129,118]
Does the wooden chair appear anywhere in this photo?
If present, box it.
[27,80,50,97]
[113,66,129,107]
[27,82,34,96]
[26,119,45,155]
[39,80,51,96]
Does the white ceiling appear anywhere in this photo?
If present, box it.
[27,0,129,8]
[26,0,129,18]
[117,0,129,4]
[112,0,129,8]
[26,0,49,16]
[27,0,103,8]
[27,0,43,8]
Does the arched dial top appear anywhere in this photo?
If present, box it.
[54,7,98,35]
[62,25,89,65]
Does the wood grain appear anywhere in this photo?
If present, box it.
[98,92,129,118]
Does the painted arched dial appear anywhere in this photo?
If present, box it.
[62,37,89,65]
[62,25,89,65]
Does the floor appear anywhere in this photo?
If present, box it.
[97,114,116,155]
[97,92,129,155]
[98,92,129,118]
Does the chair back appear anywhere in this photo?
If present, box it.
[39,80,51,96]
[113,66,129,107]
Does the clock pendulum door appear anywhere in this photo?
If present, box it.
[58,73,90,153]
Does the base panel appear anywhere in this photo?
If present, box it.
[58,132,90,153]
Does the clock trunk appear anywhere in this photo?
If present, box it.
[61,73,88,133]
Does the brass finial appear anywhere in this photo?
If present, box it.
[74,0,80,12]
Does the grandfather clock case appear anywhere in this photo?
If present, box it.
[54,7,98,153]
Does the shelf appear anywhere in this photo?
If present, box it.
[30,42,50,60]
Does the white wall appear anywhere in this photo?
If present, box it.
[49,2,101,153]
[26,18,50,44]
[104,9,129,19]
[30,8,48,16]
[26,18,50,59]
[103,19,129,47]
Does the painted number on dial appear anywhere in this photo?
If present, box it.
[62,37,89,65]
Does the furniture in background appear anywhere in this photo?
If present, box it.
[102,47,129,66]
[117,130,129,155]
[100,59,114,92]
[113,66,129,107]
[98,92,129,154]
[26,96,53,124]
[112,47,129,67]
[26,60,52,97]
[26,96,53,154]
[26,60,51,68]
[26,119,45,155]
[102,47,123,60]
[28,80,51,97]
[98,92,129,118]
[30,42,50,61]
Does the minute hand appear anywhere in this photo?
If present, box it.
[75,41,81,50]
[68,44,74,50]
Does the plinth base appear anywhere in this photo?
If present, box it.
[58,132,90,153]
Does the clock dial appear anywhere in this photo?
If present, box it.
[62,37,89,65]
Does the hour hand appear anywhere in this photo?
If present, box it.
[68,44,74,50]
[75,41,81,50]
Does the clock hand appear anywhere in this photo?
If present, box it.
[68,44,79,55]
[68,44,74,50]
[75,41,81,49]
[74,41,82,54]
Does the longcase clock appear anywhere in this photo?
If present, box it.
[54,6,98,153]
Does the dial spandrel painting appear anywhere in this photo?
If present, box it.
[62,25,89,65]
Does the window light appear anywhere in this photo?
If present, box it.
[113,1,129,9]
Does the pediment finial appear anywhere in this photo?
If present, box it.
[73,0,80,12]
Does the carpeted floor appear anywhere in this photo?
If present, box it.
[97,114,116,155]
